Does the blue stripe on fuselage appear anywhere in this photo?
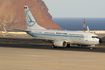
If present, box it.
[27,32,84,38]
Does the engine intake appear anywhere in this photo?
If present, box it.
[53,40,67,47]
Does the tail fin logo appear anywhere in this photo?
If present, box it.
[26,10,36,27]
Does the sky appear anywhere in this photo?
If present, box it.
[43,0,105,18]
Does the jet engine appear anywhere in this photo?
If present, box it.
[53,40,67,47]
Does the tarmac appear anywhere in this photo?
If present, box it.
[0,44,105,70]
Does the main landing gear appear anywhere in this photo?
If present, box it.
[51,44,70,48]
[66,44,71,48]
[52,45,56,48]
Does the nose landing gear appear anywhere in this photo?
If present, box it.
[90,45,96,50]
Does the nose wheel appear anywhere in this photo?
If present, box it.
[90,47,93,50]
[90,45,95,50]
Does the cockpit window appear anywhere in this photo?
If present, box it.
[92,36,99,39]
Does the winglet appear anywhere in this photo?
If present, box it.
[87,26,90,33]
[3,26,9,35]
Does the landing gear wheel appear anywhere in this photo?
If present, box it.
[90,45,95,50]
[66,44,70,48]
[52,45,56,48]
[90,47,93,50]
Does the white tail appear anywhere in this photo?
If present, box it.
[24,5,46,30]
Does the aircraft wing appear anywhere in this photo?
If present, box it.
[8,34,55,41]
[3,26,55,41]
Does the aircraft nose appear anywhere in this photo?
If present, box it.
[99,38,103,44]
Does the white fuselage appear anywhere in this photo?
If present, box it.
[27,29,100,45]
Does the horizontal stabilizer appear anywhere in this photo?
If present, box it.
[12,29,31,32]
[3,26,9,35]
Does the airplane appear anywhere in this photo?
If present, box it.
[3,5,103,49]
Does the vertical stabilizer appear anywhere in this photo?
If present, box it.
[24,5,46,30]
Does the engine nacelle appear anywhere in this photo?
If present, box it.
[53,40,67,47]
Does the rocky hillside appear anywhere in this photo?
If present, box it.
[0,0,62,30]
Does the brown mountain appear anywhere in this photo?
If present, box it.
[0,0,62,30]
